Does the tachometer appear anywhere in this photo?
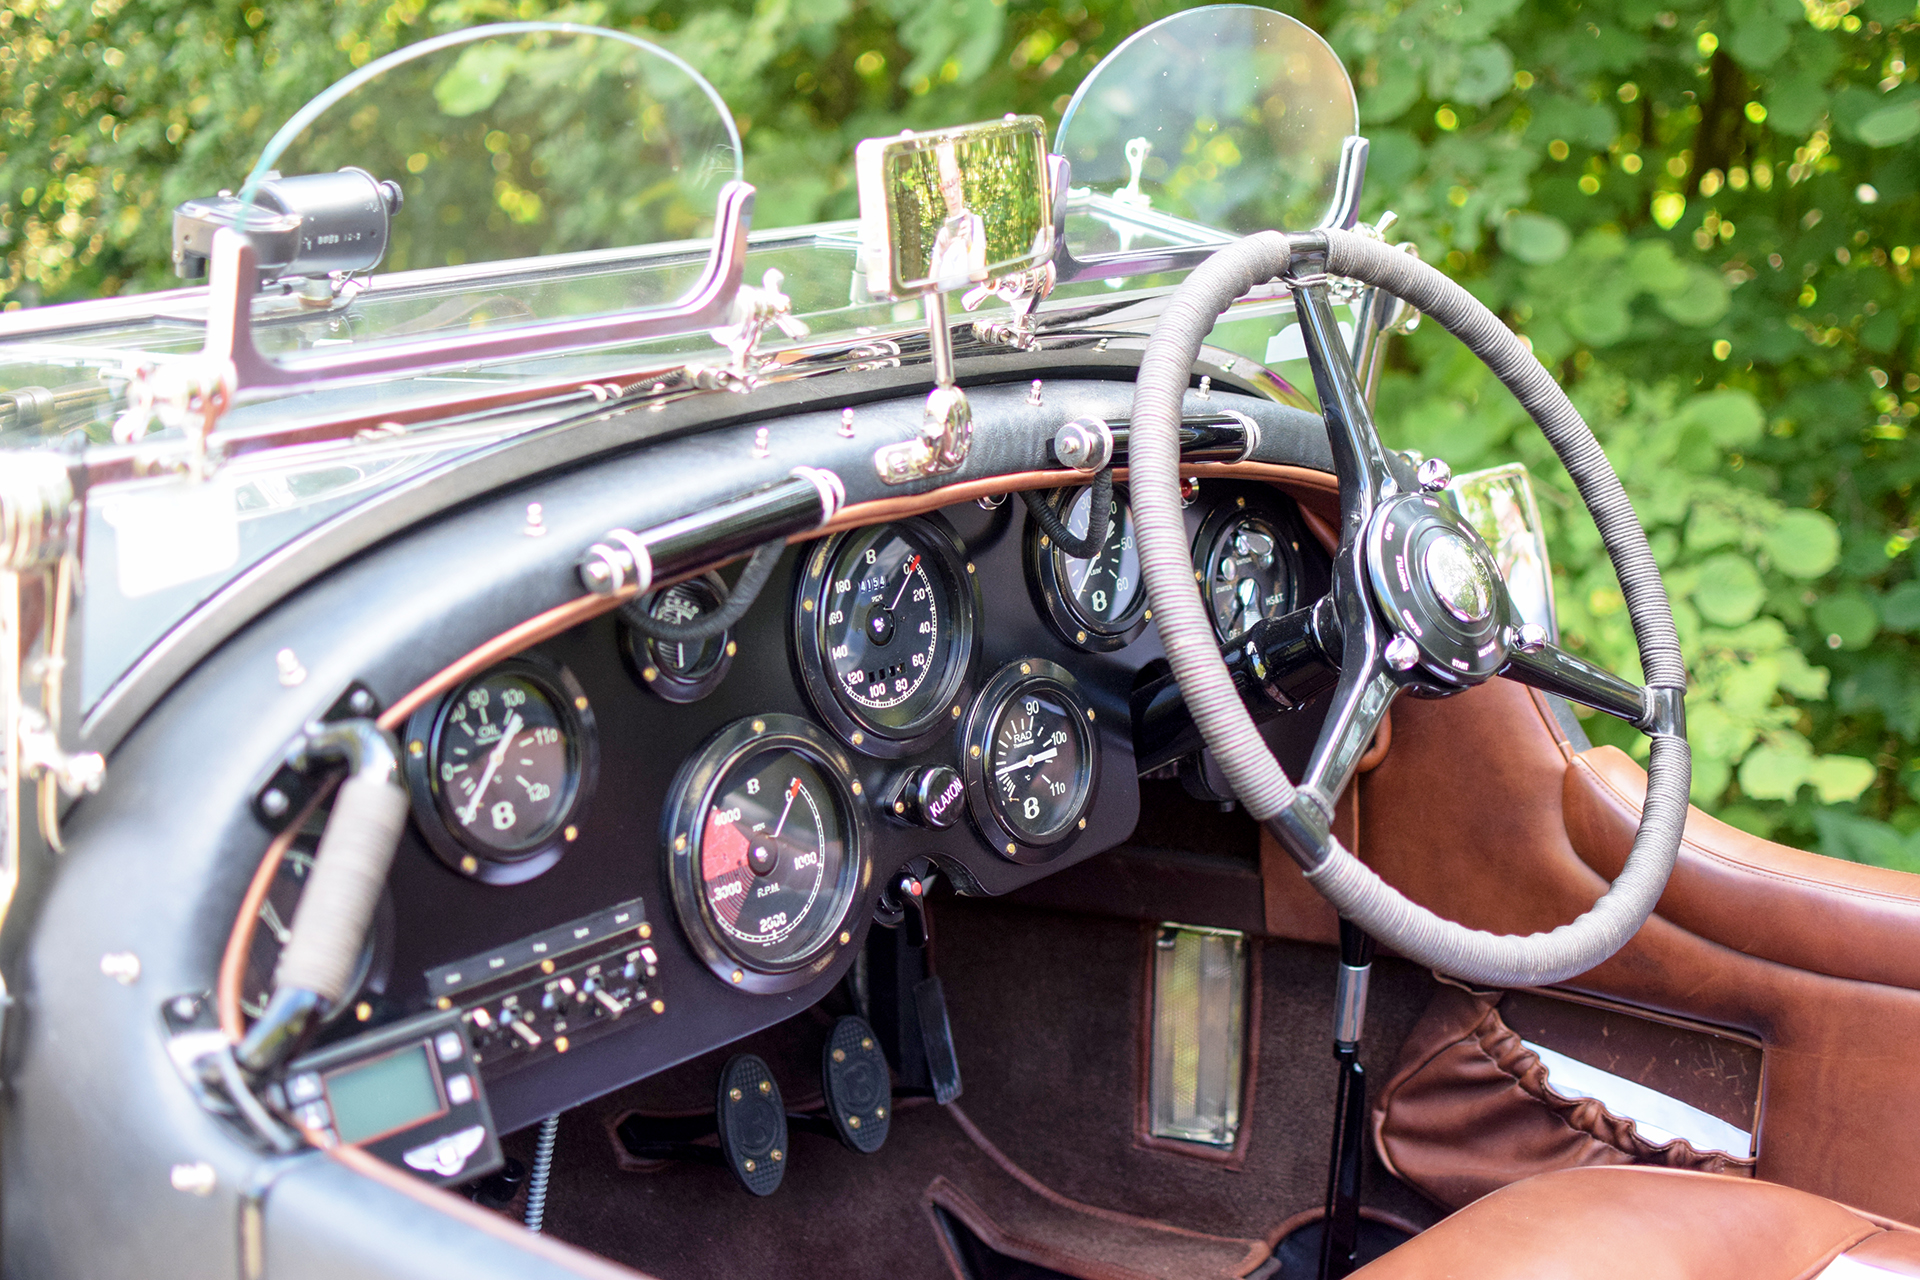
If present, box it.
[794,517,979,756]
[963,659,1098,863]
[1026,483,1149,651]
[403,658,596,884]
[666,716,868,993]
[1195,497,1303,641]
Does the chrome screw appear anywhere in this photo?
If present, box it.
[1416,457,1452,492]
[1384,635,1421,671]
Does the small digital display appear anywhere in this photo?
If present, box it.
[325,1042,444,1146]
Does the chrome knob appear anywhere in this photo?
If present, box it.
[1417,457,1452,492]
[1384,634,1421,671]
[1509,622,1548,654]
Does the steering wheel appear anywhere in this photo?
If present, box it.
[1130,229,1691,988]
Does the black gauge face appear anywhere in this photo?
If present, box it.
[1205,514,1297,640]
[431,671,575,854]
[647,581,727,679]
[1060,486,1143,627]
[964,659,1098,862]
[697,748,850,970]
[625,574,735,703]
[1027,485,1150,652]
[242,839,378,1025]
[668,716,867,992]
[797,517,978,753]
[988,684,1092,842]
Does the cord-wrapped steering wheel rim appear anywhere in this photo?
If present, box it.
[1127,228,1690,989]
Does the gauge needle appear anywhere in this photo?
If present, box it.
[889,554,921,610]
[996,746,1058,777]
[457,711,523,826]
[771,776,802,839]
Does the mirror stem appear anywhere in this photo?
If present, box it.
[925,290,956,388]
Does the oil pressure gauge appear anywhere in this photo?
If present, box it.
[963,659,1098,864]
[404,657,596,885]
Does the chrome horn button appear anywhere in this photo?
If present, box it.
[1423,531,1496,623]
[1364,492,1511,687]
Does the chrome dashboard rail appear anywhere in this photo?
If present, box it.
[200,180,758,399]
[578,466,846,599]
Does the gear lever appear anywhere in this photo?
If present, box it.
[1318,919,1376,1280]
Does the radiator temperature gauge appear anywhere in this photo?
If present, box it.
[964,659,1098,864]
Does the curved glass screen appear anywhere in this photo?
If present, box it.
[229,23,741,354]
[1055,5,1358,248]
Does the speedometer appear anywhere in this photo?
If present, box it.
[666,716,868,993]
[794,516,979,756]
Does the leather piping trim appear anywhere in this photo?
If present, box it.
[327,1142,657,1279]
[923,1177,1264,1280]
[817,462,1339,536]
[1130,924,1264,1169]
[943,1101,1270,1269]
[216,783,336,1042]
[1574,753,1920,917]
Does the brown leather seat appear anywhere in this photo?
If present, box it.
[1351,1166,1920,1279]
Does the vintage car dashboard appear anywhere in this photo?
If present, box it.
[14,366,1341,1225]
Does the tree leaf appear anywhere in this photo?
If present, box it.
[1654,264,1731,326]
[1727,18,1790,69]
[1739,739,1814,800]
[1675,389,1765,448]
[1808,755,1879,803]
[1453,41,1515,105]
[1856,99,1920,148]
[1880,581,1920,632]
[1813,592,1880,650]
[1497,210,1571,264]
[1764,510,1842,579]
[1692,553,1765,625]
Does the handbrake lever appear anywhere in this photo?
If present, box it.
[1131,596,1342,775]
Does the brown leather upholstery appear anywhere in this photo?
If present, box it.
[1372,985,1752,1210]
[1566,746,1920,991]
[1349,1166,1920,1280]
[1350,680,1920,1224]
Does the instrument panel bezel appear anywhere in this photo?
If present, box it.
[662,713,873,995]
[790,513,984,758]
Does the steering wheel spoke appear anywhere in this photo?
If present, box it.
[1291,275,1418,541]
[1501,637,1652,730]
[1300,653,1397,809]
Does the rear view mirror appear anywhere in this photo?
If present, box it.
[856,116,1053,299]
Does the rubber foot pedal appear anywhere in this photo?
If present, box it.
[822,1015,892,1154]
[716,1054,787,1196]
[914,976,963,1105]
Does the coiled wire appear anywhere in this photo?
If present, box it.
[524,1114,559,1234]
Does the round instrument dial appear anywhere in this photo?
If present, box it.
[796,517,978,755]
[964,660,1098,862]
[1027,484,1149,652]
[623,573,735,703]
[1203,513,1297,639]
[668,716,867,991]
[405,658,595,884]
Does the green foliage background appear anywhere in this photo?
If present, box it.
[7,0,1920,866]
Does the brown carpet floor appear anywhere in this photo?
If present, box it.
[498,896,1442,1279]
